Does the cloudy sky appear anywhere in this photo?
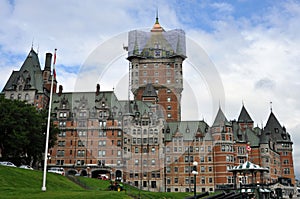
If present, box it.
[1,0,300,177]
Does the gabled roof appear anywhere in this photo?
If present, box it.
[142,83,157,97]
[238,105,253,123]
[212,107,228,127]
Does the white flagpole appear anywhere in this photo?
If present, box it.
[42,49,56,191]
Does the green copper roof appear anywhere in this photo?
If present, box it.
[2,48,44,93]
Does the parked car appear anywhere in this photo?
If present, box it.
[0,161,16,167]
[19,165,33,170]
[48,167,65,175]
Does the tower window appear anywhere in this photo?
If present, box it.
[167,97,171,102]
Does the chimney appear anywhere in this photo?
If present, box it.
[58,85,63,96]
[96,84,100,96]
[44,53,52,71]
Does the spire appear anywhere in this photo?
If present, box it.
[151,10,164,32]
[155,7,159,24]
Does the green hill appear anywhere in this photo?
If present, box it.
[0,165,197,199]
[0,165,130,199]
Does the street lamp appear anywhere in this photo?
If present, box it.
[192,161,198,199]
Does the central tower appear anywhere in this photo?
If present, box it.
[127,16,186,121]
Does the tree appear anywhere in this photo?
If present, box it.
[0,96,58,166]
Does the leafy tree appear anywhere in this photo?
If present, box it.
[0,96,59,167]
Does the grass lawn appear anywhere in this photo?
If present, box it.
[0,165,200,199]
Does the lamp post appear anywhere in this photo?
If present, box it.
[192,161,198,199]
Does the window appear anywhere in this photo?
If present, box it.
[59,132,66,137]
[201,166,205,172]
[166,167,170,173]
[25,93,29,101]
[167,105,171,110]
[174,178,178,183]
[58,141,66,147]
[57,150,65,157]
[151,181,156,188]
[167,97,171,102]
[151,159,156,165]
[185,166,190,173]
[200,156,204,162]
[208,146,212,152]
[185,178,189,184]
[167,178,171,184]
[174,167,178,172]
[166,156,171,163]
[77,150,85,157]
[59,121,66,127]
[201,177,205,184]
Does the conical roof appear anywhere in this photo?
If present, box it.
[261,111,292,144]
[2,48,43,92]
[238,105,253,123]
[212,107,228,127]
